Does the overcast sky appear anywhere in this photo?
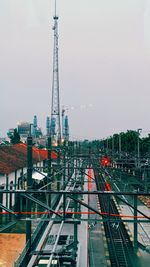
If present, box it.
[0,0,150,140]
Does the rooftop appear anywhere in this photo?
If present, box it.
[0,143,57,175]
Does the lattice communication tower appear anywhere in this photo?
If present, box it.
[50,0,61,144]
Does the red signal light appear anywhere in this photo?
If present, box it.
[101,156,110,166]
[105,181,111,191]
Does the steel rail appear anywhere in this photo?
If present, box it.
[92,159,139,267]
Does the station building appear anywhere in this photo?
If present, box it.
[0,143,48,210]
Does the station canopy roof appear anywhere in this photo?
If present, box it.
[32,171,47,181]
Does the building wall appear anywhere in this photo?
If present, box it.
[0,160,45,211]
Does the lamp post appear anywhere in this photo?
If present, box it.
[148,134,150,166]
[137,128,142,168]
[119,134,121,159]
[106,138,108,154]
[112,135,114,157]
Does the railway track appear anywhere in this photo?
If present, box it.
[93,160,140,267]
[26,164,85,267]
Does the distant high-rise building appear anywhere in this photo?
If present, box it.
[34,127,42,138]
[33,115,37,136]
[17,122,30,138]
[32,115,42,138]
[64,115,69,141]
[46,116,51,136]
[62,112,69,142]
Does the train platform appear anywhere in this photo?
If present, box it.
[119,201,150,267]
[88,218,108,267]
[120,202,150,248]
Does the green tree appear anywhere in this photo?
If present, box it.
[141,137,149,156]
[10,128,21,144]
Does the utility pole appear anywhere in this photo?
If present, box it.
[63,141,66,188]
[62,107,65,142]
[148,134,150,180]
[106,138,108,154]
[51,0,61,145]
[148,134,150,162]
[112,135,114,157]
[26,127,33,252]
[119,134,121,159]
[133,195,138,251]
[137,128,142,168]
[47,136,52,207]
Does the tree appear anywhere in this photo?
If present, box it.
[10,128,21,144]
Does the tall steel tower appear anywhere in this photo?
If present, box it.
[50,0,61,144]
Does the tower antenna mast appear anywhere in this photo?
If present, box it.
[50,0,61,144]
[54,0,57,17]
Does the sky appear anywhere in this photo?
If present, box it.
[0,0,150,140]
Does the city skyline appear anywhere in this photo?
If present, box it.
[1,0,150,140]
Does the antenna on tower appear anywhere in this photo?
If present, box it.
[54,0,57,17]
